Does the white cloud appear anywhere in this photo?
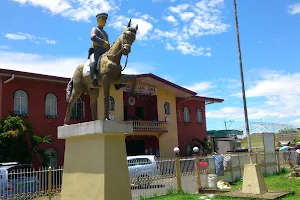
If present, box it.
[165,43,175,50]
[183,81,215,93]
[0,45,9,50]
[152,0,176,2]
[0,51,155,78]
[176,41,211,56]
[11,0,229,56]
[5,33,27,40]
[234,69,300,97]
[154,0,229,56]
[179,12,195,21]
[5,32,57,44]
[12,0,116,22]
[162,15,178,24]
[207,69,300,127]
[288,3,300,15]
[110,16,153,41]
[291,118,300,127]
[169,4,189,13]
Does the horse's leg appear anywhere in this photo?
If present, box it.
[88,89,99,121]
[118,74,136,96]
[64,88,83,125]
[102,74,111,120]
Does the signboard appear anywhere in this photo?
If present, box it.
[123,84,157,95]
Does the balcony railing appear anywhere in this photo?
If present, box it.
[128,120,168,132]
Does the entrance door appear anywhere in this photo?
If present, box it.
[126,140,145,156]
[135,106,144,120]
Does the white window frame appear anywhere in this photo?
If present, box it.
[72,97,84,119]
[109,96,115,111]
[45,93,57,117]
[196,108,203,124]
[14,90,28,115]
[164,102,170,114]
[183,106,190,123]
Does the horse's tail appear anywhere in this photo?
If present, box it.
[66,78,73,104]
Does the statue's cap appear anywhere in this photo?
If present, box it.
[96,13,108,20]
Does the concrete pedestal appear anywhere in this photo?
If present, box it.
[57,120,133,200]
[242,164,268,194]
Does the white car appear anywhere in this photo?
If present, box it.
[127,155,160,186]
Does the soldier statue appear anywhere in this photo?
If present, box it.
[89,13,111,87]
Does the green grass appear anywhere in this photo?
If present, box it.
[145,169,299,200]
[240,136,281,148]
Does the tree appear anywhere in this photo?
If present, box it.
[192,137,213,155]
[0,115,53,166]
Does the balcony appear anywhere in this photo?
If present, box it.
[128,120,168,133]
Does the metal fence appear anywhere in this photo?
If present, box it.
[0,151,297,200]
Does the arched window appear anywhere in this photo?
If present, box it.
[46,148,58,168]
[72,97,84,119]
[109,96,115,110]
[14,90,28,115]
[45,93,57,117]
[164,102,170,114]
[196,108,203,124]
[183,106,190,123]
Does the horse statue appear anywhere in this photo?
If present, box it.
[63,19,138,125]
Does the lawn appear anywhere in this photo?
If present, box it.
[144,170,299,200]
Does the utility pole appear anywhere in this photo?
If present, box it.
[233,0,252,163]
[224,120,234,130]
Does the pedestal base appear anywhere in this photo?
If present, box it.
[57,120,133,200]
[242,164,268,194]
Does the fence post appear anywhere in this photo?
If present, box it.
[48,167,52,200]
[275,151,281,173]
[193,147,202,193]
[237,153,242,178]
[173,147,182,192]
[255,152,258,164]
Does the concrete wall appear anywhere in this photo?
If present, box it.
[156,88,178,158]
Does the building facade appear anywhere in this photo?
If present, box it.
[0,69,223,167]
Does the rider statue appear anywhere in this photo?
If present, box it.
[89,13,111,87]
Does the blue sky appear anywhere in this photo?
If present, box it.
[0,0,300,133]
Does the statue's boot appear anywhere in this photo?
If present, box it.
[114,83,126,90]
[90,62,98,87]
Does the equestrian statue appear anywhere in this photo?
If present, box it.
[64,13,138,125]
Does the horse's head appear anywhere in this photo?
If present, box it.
[121,19,138,55]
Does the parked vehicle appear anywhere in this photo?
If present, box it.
[127,155,160,186]
[0,162,39,198]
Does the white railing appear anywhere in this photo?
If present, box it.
[0,166,62,199]
[0,151,297,200]
[129,120,168,132]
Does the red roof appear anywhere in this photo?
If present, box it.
[0,68,224,102]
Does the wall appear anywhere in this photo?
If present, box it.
[1,75,92,167]
[97,84,124,121]
[156,88,178,158]
[0,76,2,118]
[97,80,158,121]
[176,99,207,156]
[123,93,157,120]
